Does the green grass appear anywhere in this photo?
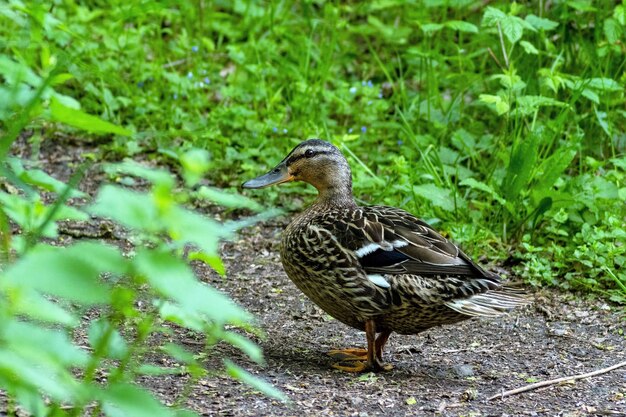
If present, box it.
[0,0,625,413]
[2,0,625,297]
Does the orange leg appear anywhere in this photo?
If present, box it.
[375,330,392,362]
[329,321,393,372]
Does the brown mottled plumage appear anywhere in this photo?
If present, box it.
[243,139,528,372]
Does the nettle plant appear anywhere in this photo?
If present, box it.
[0,57,284,416]
[474,4,626,299]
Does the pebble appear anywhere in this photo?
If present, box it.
[452,364,474,377]
[350,397,364,406]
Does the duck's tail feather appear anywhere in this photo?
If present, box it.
[444,285,530,317]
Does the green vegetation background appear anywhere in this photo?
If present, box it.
[0,1,625,415]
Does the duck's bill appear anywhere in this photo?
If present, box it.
[242,162,293,189]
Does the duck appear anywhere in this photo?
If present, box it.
[242,139,528,372]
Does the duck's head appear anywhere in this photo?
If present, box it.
[243,139,354,204]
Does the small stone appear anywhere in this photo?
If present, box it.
[452,364,474,377]
[351,397,364,406]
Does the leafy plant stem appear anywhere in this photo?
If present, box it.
[24,162,91,253]
[496,22,510,69]
[0,208,12,267]
[604,267,626,295]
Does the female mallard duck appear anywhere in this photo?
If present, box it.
[243,139,527,372]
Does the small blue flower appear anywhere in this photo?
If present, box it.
[361,126,367,133]
[348,128,353,133]
[204,77,211,84]
[367,80,373,88]
[361,81,366,86]
[173,93,178,99]
[191,45,199,52]
[272,127,278,133]
[397,140,404,146]
[349,86,357,94]
[378,92,383,99]
[137,81,144,88]
[367,100,373,106]
[187,71,193,79]
[283,128,288,134]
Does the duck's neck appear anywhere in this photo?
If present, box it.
[313,184,357,209]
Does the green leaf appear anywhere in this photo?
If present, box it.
[222,331,264,364]
[3,286,78,325]
[49,96,132,136]
[195,186,263,211]
[494,72,526,91]
[450,128,476,153]
[502,132,540,201]
[88,319,128,360]
[520,40,539,55]
[0,56,41,86]
[89,185,160,232]
[615,5,625,25]
[479,94,510,115]
[500,15,532,43]
[6,157,85,197]
[101,383,183,417]
[581,88,600,104]
[187,251,226,276]
[460,178,506,205]
[136,364,181,376]
[513,95,567,116]
[3,320,89,367]
[567,1,596,12]
[444,21,478,33]
[167,207,232,255]
[180,148,210,186]
[0,191,87,240]
[21,168,87,197]
[534,148,577,197]
[14,387,48,417]
[420,23,443,33]
[4,242,126,304]
[525,14,559,31]
[161,343,198,364]
[0,321,87,403]
[482,7,507,27]
[103,161,174,187]
[586,77,622,92]
[158,301,205,332]
[224,360,287,402]
[483,7,537,44]
[412,184,454,212]
[0,350,81,402]
[135,249,251,326]
[604,17,622,44]
[588,176,619,200]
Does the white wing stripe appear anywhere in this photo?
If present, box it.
[355,243,382,257]
[355,239,407,258]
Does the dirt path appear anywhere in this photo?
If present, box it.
[161,224,624,417]
[13,137,626,416]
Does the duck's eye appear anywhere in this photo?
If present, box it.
[304,149,315,158]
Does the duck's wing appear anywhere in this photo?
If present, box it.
[328,206,528,316]
[341,206,495,279]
